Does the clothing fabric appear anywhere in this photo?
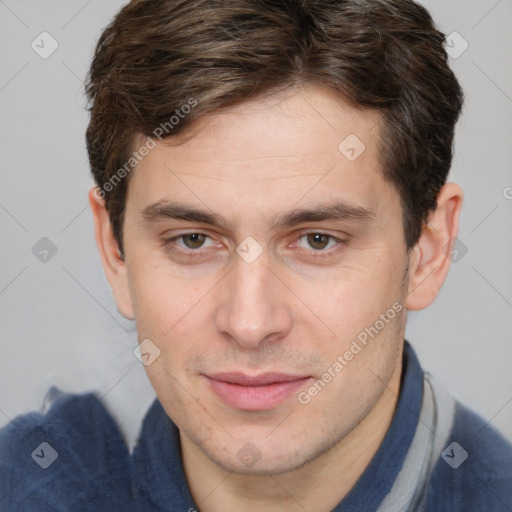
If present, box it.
[1,342,511,511]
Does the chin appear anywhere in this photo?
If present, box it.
[198,432,327,476]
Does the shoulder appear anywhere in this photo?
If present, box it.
[426,401,512,511]
[0,388,133,512]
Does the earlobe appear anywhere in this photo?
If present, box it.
[405,182,463,311]
[88,187,135,320]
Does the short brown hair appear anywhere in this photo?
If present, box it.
[85,0,463,256]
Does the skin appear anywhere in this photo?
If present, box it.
[89,85,463,511]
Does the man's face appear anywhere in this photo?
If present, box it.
[122,86,410,474]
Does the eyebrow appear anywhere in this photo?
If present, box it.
[140,200,375,230]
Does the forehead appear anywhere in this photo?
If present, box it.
[127,85,398,222]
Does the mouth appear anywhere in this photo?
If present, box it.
[203,372,313,411]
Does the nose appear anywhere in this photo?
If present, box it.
[215,255,292,349]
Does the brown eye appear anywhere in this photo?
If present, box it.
[306,233,331,250]
[182,233,207,249]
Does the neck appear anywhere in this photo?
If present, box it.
[181,359,403,512]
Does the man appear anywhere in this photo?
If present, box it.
[1,0,510,510]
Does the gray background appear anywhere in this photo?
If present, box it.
[0,0,511,447]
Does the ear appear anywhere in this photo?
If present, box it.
[406,182,464,311]
[88,187,135,320]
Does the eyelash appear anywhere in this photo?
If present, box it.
[161,231,347,261]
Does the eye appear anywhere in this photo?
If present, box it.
[297,233,339,251]
[180,233,209,249]
[163,232,220,252]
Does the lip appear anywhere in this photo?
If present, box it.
[204,372,312,411]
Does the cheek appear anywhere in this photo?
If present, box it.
[128,258,205,335]
[129,266,213,378]
[292,258,404,347]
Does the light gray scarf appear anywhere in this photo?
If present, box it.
[377,374,456,512]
